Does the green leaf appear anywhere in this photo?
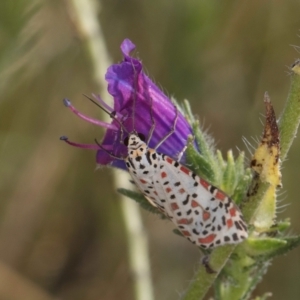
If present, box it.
[244,237,287,257]
[279,60,300,160]
[232,170,252,205]
[241,235,300,263]
[255,235,300,261]
[183,99,219,181]
[173,229,184,237]
[185,140,216,183]
[222,150,236,195]
[270,220,291,232]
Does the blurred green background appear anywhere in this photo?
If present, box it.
[1,1,300,299]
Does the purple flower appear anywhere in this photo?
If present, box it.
[62,39,198,170]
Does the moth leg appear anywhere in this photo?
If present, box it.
[177,135,195,162]
[202,255,216,274]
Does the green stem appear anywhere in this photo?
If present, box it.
[182,245,235,300]
[278,60,300,161]
[182,181,270,300]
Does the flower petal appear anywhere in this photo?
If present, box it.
[97,39,198,169]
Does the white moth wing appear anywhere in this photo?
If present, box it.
[125,140,247,249]
[152,155,248,248]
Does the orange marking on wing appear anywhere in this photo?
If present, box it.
[227,219,233,229]
[171,203,179,210]
[199,178,210,190]
[166,187,172,193]
[180,166,190,175]
[154,191,158,196]
[161,171,167,178]
[229,207,236,217]
[198,234,216,244]
[181,230,191,237]
[179,188,185,194]
[202,211,211,221]
[178,218,193,225]
[140,179,147,184]
[191,200,200,208]
[166,157,173,164]
[216,191,226,201]
[178,218,188,224]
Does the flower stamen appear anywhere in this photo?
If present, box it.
[63,98,118,130]
[60,136,99,149]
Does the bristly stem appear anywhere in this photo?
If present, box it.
[278,60,300,161]
[182,182,270,300]
[181,245,235,300]
[183,59,300,300]
[66,1,154,300]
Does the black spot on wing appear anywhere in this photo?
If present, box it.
[127,158,135,169]
[183,195,190,205]
[239,221,247,231]
[209,186,216,194]
[222,216,226,226]
[224,236,230,242]
[146,151,152,165]
[232,233,238,241]
[235,221,242,231]
[192,229,200,235]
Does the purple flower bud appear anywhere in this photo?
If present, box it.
[62,39,198,170]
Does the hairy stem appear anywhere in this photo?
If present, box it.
[182,245,235,300]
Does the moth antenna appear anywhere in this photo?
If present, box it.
[60,136,99,149]
[83,94,129,136]
[146,89,156,145]
[94,138,124,160]
[154,104,179,150]
[131,59,138,134]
